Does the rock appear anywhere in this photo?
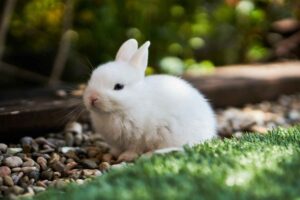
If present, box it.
[11,185,24,195]
[67,169,81,179]
[82,169,96,177]
[22,159,35,167]
[11,172,23,185]
[74,132,83,146]
[28,170,40,181]
[49,153,60,163]
[102,153,113,162]
[288,110,300,121]
[37,157,47,171]
[0,143,7,153]
[0,166,11,177]
[81,159,98,169]
[51,161,65,173]
[20,137,33,153]
[4,156,23,168]
[22,167,37,173]
[51,179,66,188]
[53,171,61,179]
[11,167,22,172]
[0,186,9,195]
[3,176,14,186]
[36,180,47,188]
[76,179,85,184]
[111,162,127,170]
[65,161,78,171]
[6,148,23,155]
[35,137,56,148]
[65,132,74,146]
[41,170,53,180]
[87,147,100,158]
[99,162,110,172]
[65,122,82,134]
[61,147,78,154]
[32,186,45,193]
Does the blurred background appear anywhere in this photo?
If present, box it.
[0,0,299,89]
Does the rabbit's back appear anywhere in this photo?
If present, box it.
[142,75,217,144]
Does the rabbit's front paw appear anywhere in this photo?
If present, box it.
[117,151,139,162]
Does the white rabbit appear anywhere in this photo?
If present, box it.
[83,39,217,161]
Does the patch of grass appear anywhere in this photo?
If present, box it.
[30,126,300,200]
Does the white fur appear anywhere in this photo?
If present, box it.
[83,39,217,159]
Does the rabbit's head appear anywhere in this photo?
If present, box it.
[83,39,150,113]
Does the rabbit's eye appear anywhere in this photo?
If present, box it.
[114,83,124,90]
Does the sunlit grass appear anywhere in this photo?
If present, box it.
[29,126,300,200]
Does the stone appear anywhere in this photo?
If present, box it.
[0,166,11,177]
[11,172,23,185]
[3,176,14,186]
[32,186,45,193]
[21,167,37,173]
[51,161,65,173]
[65,132,74,146]
[4,156,23,168]
[99,162,110,172]
[81,159,97,169]
[22,159,35,167]
[102,153,113,162]
[20,137,33,153]
[65,122,82,134]
[12,185,24,195]
[41,170,53,180]
[37,156,47,171]
[28,170,40,181]
[0,143,7,153]
[6,148,23,155]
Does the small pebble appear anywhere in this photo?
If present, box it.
[99,162,110,171]
[3,176,14,186]
[22,167,37,173]
[0,166,11,177]
[0,143,8,153]
[37,156,48,171]
[22,159,35,167]
[65,122,82,134]
[32,186,45,193]
[102,153,113,162]
[12,185,24,195]
[41,170,53,181]
[6,148,23,155]
[20,137,33,153]
[51,160,65,173]
[11,172,23,185]
[28,170,40,181]
[4,156,23,168]
[81,159,98,169]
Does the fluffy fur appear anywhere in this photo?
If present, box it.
[83,39,217,161]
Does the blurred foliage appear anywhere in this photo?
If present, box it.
[2,0,300,82]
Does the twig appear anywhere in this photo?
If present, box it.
[48,0,75,86]
[0,0,17,61]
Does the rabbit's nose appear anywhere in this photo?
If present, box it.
[89,96,98,106]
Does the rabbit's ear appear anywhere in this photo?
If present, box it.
[130,41,150,72]
[115,39,138,62]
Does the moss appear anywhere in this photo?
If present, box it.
[30,126,300,200]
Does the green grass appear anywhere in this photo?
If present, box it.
[30,126,300,200]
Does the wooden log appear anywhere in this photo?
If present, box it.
[0,61,300,141]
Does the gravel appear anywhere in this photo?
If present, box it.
[0,93,299,199]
